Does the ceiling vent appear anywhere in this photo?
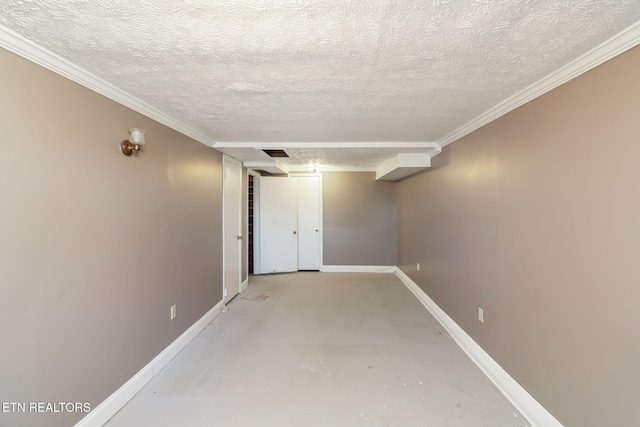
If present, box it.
[262,149,289,158]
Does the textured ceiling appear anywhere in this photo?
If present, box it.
[1,1,640,170]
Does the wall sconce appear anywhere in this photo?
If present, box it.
[120,128,146,156]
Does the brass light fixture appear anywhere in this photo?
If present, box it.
[120,128,146,156]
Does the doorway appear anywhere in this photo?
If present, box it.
[223,156,242,304]
[247,170,261,275]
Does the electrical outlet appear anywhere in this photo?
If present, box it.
[478,307,484,323]
[417,262,420,271]
[170,304,177,320]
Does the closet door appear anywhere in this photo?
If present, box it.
[297,176,321,270]
[259,177,298,273]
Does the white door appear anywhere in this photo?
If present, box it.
[223,156,242,303]
[297,176,321,270]
[259,177,298,273]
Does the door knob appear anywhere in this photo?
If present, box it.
[293,231,297,234]
[237,235,242,240]
[315,229,318,232]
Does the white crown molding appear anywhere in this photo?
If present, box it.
[426,147,442,158]
[214,141,440,149]
[438,19,640,148]
[0,24,217,148]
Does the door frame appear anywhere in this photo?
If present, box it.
[222,155,242,304]
[247,169,261,276]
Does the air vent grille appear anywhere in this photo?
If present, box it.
[262,149,289,158]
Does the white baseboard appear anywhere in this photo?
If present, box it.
[395,268,563,427]
[75,298,225,427]
[241,278,249,292]
[320,265,397,273]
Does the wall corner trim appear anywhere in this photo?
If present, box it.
[320,265,397,273]
[74,298,225,427]
[0,24,217,148]
[395,268,564,427]
[241,278,249,292]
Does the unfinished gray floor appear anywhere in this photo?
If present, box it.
[106,272,529,427]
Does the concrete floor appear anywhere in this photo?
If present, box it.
[106,272,529,427]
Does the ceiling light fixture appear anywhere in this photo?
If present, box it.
[120,128,146,156]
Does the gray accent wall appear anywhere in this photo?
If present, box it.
[0,48,223,427]
[323,172,397,266]
[396,46,640,427]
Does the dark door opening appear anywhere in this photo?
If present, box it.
[248,174,254,275]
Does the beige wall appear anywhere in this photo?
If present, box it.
[0,48,223,427]
[397,46,640,427]
[323,172,397,266]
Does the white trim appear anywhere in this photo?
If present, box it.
[0,24,217,148]
[241,278,249,292]
[75,299,225,427]
[214,141,440,149]
[438,20,640,148]
[320,265,397,273]
[426,147,442,158]
[395,268,563,427]
[243,169,251,283]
